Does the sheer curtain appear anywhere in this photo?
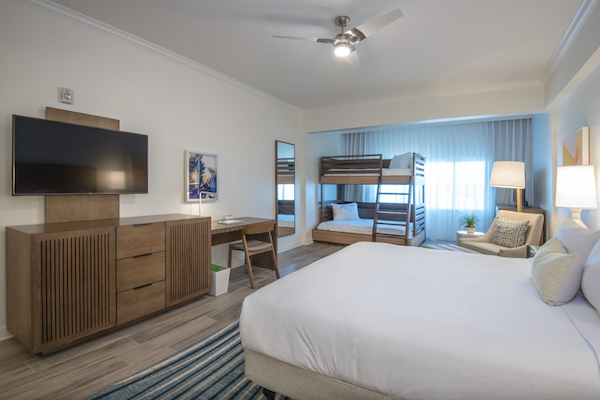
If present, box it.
[342,119,531,241]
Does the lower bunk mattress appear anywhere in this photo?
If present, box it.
[316,218,409,236]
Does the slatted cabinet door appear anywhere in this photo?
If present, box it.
[32,227,116,353]
[165,218,211,307]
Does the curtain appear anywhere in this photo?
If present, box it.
[342,119,531,241]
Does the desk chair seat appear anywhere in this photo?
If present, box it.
[228,221,280,288]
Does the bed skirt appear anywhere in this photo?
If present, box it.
[244,349,393,400]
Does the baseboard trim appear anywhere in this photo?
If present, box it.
[0,327,13,342]
[277,239,303,253]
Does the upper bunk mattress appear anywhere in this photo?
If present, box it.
[323,168,412,177]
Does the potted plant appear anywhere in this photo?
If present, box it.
[458,210,481,234]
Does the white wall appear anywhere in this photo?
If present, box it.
[0,1,303,340]
[554,63,600,231]
[304,84,544,133]
[304,132,343,240]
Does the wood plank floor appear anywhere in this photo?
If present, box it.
[0,242,343,400]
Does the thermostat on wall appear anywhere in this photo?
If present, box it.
[58,87,74,104]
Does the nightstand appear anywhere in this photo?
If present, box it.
[529,245,540,258]
[457,230,485,241]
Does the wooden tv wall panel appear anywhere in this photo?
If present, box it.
[6,214,210,354]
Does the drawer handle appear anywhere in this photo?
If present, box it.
[134,283,153,290]
[134,253,153,258]
[133,223,152,227]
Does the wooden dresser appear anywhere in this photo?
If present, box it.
[6,214,210,354]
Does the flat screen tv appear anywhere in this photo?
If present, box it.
[12,115,148,195]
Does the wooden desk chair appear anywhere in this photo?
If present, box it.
[228,221,280,288]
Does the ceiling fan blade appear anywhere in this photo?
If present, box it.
[350,8,403,40]
[344,48,361,69]
[273,34,320,42]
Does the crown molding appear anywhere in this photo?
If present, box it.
[539,0,598,84]
[305,81,542,113]
[15,0,303,113]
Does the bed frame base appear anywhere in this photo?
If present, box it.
[245,349,392,400]
[312,228,425,247]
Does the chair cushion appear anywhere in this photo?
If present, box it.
[531,237,584,306]
[331,203,359,221]
[458,241,504,255]
[491,217,529,248]
[554,218,600,264]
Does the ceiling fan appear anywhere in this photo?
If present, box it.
[273,9,403,69]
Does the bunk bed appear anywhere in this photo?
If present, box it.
[312,153,426,247]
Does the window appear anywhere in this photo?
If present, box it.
[380,161,485,211]
[278,184,295,200]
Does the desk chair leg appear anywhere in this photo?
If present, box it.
[228,247,234,269]
[270,249,280,279]
[245,252,256,289]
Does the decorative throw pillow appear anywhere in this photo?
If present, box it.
[531,237,584,306]
[581,240,600,312]
[491,217,529,248]
[554,218,600,264]
[389,152,412,169]
[331,203,359,221]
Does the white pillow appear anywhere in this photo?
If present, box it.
[581,240,600,311]
[554,218,600,264]
[531,237,584,306]
[331,203,359,221]
[389,152,413,169]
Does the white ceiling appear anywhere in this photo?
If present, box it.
[48,0,584,110]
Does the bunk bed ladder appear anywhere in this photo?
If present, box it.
[372,176,413,244]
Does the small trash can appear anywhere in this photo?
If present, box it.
[209,264,230,296]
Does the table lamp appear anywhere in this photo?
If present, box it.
[490,161,526,212]
[556,165,597,228]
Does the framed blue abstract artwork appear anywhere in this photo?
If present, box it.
[185,150,218,202]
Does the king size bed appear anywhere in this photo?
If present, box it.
[239,241,600,400]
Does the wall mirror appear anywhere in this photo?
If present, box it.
[276,141,295,237]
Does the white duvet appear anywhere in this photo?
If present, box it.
[240,242,600,400]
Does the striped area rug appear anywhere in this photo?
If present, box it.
[421,243,482,254]
[87,321,288,400]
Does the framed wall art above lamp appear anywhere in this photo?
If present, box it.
[556,165,597,228]
[490,161,526,212]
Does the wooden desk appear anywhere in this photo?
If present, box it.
[211,217,278,271]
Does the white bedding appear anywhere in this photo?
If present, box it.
[324,168,413,177]
[240,242,600,400]
[317,218,407,235]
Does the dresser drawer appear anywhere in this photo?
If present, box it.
[117,222,165,259]
[117,251,165,292]
[117,281,165,325]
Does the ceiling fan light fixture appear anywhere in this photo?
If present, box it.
[334,42,351,57]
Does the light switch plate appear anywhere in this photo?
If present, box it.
[58,87,74,104]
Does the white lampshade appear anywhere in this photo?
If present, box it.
[490,161,526,189]
[556,166,597,210]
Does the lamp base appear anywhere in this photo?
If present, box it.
[570,208,587,228]
[516,188,523,212]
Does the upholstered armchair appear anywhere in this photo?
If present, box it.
[459,210,544,258]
